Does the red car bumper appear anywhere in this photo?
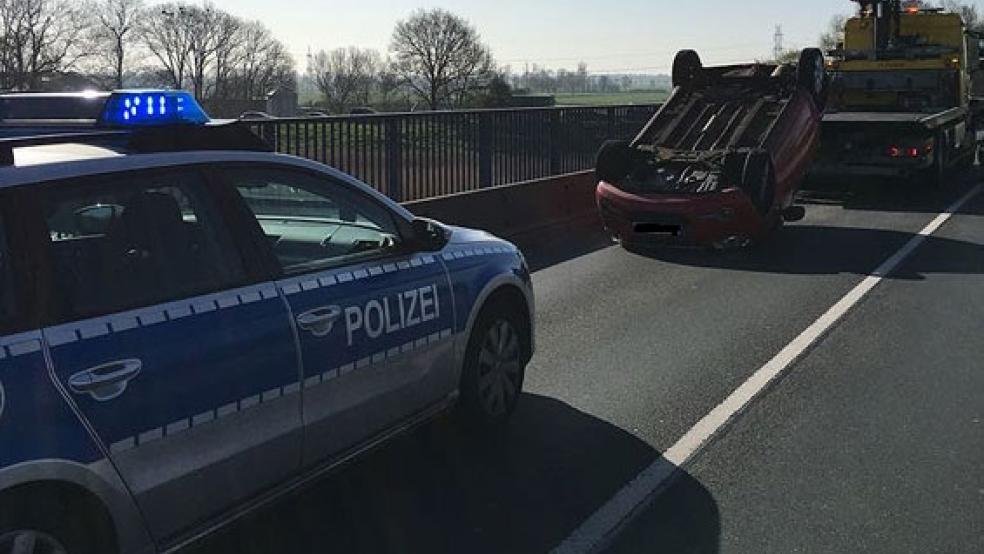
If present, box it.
[596,181,769,248]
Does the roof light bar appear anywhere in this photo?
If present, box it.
[99,90,209,128]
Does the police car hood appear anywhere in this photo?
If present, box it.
[446,225,513,248]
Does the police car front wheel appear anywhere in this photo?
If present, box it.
[0,530,68,554]
[459,304,528,426]
[0,491,114,554]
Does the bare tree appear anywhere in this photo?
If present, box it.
[226,20,294,99]
[940,1,982,31]
[208,10,241,98]
[184,3,223,100]
[92,0,142,88]
[576,62,589,93]
[376,61,402,105]
[820,14,848,52]
[390,8,495,110]
[140,3,192,89]
[308,46,380,111]
[0,0,93,90]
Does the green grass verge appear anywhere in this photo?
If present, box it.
[554,91,669,106]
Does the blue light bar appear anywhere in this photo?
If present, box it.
[99,90,209,127]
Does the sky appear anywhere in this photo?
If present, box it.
[204,0,868,74]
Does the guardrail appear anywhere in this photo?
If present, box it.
[246,104,659,202]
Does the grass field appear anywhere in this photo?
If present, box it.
[554,90,669,106]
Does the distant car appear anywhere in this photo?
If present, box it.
[349,107,378,115]
[304,111,331,117]
[0,90,534,554]
[238,110,274,120]
[595,49,826,250]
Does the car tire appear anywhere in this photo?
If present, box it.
[457,301,529,428]
[0,505,106,554]
[596,140,636,185]
[929,133,949,188]
[672,50,703,89]
[797,48,826,105]
[0,487,116,554]
[740,151,776,216]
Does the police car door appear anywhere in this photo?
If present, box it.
[36,169,303,542]
[219,165,455,466]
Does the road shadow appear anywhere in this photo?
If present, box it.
[800,166,982,215]
[183,394,719,554]
[630,225,984,281]
[512,217,615,272]
[604,468,723,554]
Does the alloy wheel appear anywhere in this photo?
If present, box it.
[476,319,522,417]
[0,530,68,554]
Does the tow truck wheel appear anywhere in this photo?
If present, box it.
[797,48,826,104]
[596,140,635,184]
[672,50,703,89]
[929,133,949,188]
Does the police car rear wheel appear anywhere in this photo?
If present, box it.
[0,530,68,554]
[460,308,527,426]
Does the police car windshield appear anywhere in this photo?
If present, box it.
[0,94,108,121]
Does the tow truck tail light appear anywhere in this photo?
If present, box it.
[99,90,209,128]
[887,145,902,158]
[907,147,920,158]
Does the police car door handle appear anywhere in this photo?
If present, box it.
[296,306,343,338]
[68,359,142,402]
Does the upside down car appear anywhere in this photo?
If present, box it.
[595,48,827,250]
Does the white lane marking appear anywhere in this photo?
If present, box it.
[552,184,983,554]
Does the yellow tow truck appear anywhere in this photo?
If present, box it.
[815,0,984,185]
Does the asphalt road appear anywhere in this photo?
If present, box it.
[186,170,983,554]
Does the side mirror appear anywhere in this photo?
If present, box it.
[410,218,449,251]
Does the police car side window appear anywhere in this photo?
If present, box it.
[43,170,246,322]
[225,168,401,274]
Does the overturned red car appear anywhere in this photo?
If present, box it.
[596,49,826,250]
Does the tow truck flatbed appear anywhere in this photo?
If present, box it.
[822,106,967,127]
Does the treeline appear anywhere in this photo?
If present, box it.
[306,8,500,112]
[0,0,295,100]
[502,64,670,95]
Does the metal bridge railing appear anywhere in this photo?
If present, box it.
[246,104,659,202]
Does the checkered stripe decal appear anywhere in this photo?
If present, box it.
[108,326,455,454]
[278,253,444,295]
[44,284,281,348]
[0,331,44,360]
[441,245,511,262]
[13,244,512,453]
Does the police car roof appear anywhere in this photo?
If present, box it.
[0,90,417,222]
[0,90,261,165]
[1,88,272,172]
[0,148,419,225]
[0,91,109,123]
[12,142,123,167]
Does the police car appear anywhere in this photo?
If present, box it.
[0,91,534,554]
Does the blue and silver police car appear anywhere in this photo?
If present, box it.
[0,91,534,554]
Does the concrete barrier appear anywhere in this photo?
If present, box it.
[404,170,601,240]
